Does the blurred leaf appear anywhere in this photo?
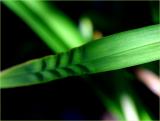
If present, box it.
[105,69,153,120]
[123,89,153,121]
[79,16,93,41]
[119,93,152,121]
[120,94,140,121]
[1,24,159,88]
[3,0,86,53]
[82,75,125,120]
[150,1,160,24]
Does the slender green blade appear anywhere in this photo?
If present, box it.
[3,0,85,52]
[1,24,160,88]
[119,93,152,121]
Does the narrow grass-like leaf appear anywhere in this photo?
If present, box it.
[120,93,152,120]
[120,94,140,121]
[82,75,125,120]
[108,70,152,120]
[3,1,85,52]
[1,24,160,88]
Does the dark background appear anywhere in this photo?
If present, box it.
[1,1,159,120]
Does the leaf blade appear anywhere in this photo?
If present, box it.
[1,24,160,88]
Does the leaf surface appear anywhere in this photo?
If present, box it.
[1,25,160,88]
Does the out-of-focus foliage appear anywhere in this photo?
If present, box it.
[3,0,86,53]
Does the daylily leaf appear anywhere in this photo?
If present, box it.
[1,24,159,88]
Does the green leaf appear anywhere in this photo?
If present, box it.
[1,24,160,88]
[3,0,86,52]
